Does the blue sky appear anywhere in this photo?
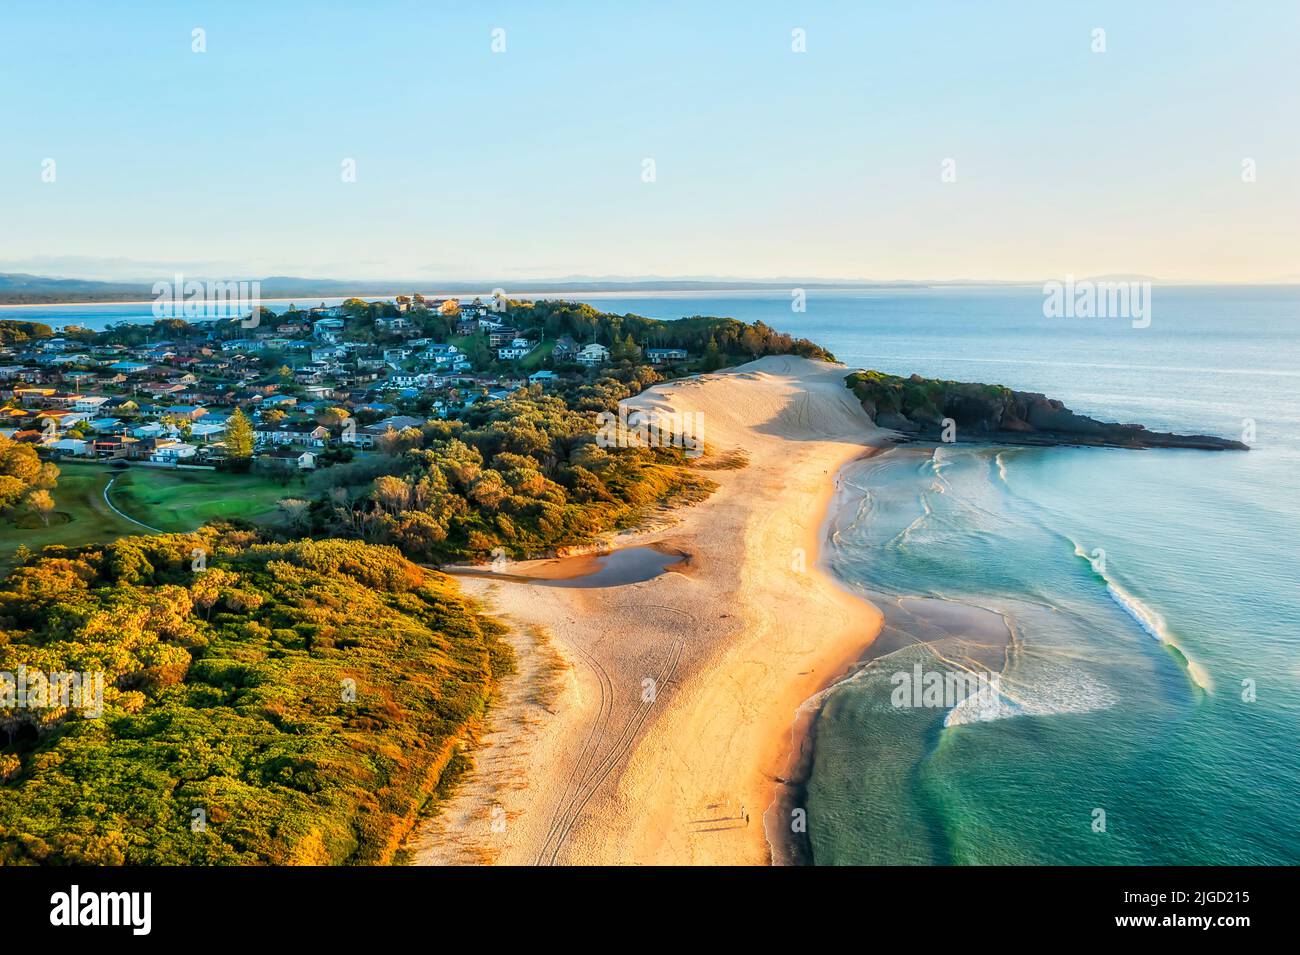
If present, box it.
[1,1,1296,283]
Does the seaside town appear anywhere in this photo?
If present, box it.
[0,295,693,474]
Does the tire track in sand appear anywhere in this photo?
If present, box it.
[535,608,690,865]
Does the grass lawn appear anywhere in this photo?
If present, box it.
[107,466,294,532]
[517,340,556,372]
[0,463,294,576]
[0,466,141,575]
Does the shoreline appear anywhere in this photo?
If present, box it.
[764,448,887,865]
[404,355,887,865]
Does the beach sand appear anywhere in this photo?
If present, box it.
[407,355,888,866]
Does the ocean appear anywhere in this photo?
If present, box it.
[573,285,1300,865]
[15,285,1299,864]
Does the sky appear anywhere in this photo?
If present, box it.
[1,1,1297,285]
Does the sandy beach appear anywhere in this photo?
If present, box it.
[406,355,888,866]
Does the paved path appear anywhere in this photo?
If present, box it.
[102,473,165,534]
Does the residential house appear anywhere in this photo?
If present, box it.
[424,344,460,365]
[576,343,610,365]
[254,422,329,447]
[312,317,346,342]
[376,316,411,334]
[91,437,131,459]
[552,335,579,361]
[645,348,689,364]
[150,440,198,464]
[73,395,110,413]
[497,338,536,361]
[164,404,208,422]
[260,447,317,470]
[487,327,521,348]
[188,422,227,443]
[50,437,91,457]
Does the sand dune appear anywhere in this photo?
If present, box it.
[407,356,888,866]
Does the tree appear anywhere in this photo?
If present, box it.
[189,567,239,619]
[225,409,255,460]
[27,489,54,526]
[703,338,723,371]
[467,470,509,511]
[0,433,57,511]
[372,476,410,515]
[318,407,350,428]
[277,498,310,530]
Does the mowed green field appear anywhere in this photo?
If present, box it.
[107,466,292,532]
[0,464,291,575]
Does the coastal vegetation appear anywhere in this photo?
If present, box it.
[846,370,1249,450]
[0,433,60,528]
[306,367,716,563]
[0,320,56,346]
[496,299,834,366]
[0,529,510,864]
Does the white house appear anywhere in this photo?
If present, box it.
[188,422,227,443]
[424,344,460,364]
[384,373,436,389]
[376,316,411,333]
[576,343,610,365]
[131,422,166,439]
[50,438,90,456]
[645,348,689,364]
[151,442,198,464]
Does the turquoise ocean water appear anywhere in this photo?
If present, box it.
[19,285,1299,864]
[579,286,1300,865]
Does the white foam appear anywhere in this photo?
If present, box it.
[1106,579,1213,693]
[944,665,1119,727]
[1070,544,1213,694]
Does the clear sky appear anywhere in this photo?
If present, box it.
[1,1,1297,284]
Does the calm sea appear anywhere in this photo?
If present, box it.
[16,285,1299,864]
[583,285,1300,865]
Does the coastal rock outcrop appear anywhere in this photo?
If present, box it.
[846,370,1249,451]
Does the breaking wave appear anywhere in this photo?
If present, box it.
[1072,541,1213,692]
